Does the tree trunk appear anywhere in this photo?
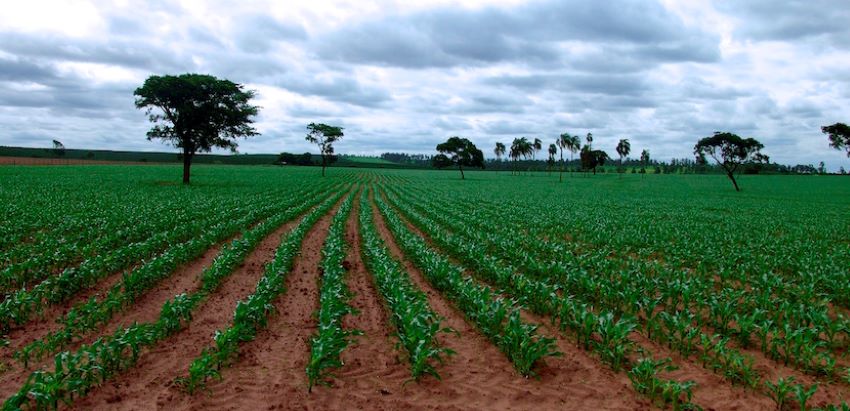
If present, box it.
[459,164,465,180]
[182,150,192,185]
[727,172,740,191]
[559,150,564,182]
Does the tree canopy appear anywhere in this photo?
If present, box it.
[616,139,631,162]
[616,138,631,176]
[134,73,258,184]
[494,142,506,161]
[580,146,609,174]
[52,140,65,157]
[822,123,850,157]
[694,132,765,191]
[435,136,484,179]
[509,137,532,175]
[305,123,344,176]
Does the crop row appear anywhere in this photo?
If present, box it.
[434,187,844,379]
[13,184,335,367]
[306,191,359,391]
[4,187,337,410]
[0,188,306,336]
[373,190,561,377]
[387,186,762,371]
[386,182,847,407]
[0,194,247,294]
[177,189,349,394]
[357,188,453,380]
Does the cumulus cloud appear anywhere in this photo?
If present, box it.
[0,0,848,169]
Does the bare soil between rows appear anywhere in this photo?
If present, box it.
[375,188,781,411]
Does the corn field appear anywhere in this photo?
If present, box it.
[0,165,848,410]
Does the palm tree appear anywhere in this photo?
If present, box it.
[557,133,569,182]
[586,132,593,147]
[640,149,650,178]
[616,138,631,177]
[566,134,581,176]
[494,142,506,171]
[532,138,542,173]
[510,137,532,176]
[547,143,557,176]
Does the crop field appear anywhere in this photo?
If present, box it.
[0,164,849,410]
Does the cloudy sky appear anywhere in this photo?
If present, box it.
[1,0,849,169]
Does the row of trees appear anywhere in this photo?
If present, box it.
[480,132,766,191]
[133,73,850,186]
[492,134,648,180]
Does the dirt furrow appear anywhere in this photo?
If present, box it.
[368,192,646,410]
[157,199,342,410]
[379,190,791,410]
[66,217,300,410]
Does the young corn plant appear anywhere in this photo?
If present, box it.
[794,382,818,411]
[593,313,637,371]
[628,358,699,411]
[307,193,362,391]
[765,376,796,411]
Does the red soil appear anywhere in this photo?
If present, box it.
[376,190,779,411]
[158,194,343,410]
[65,217,301,409]
[367,194,648,410]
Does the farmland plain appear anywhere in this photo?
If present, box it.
[0,164,848,410]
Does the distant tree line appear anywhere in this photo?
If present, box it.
[277,152,329,166]
[129,72,849,185]
[380,152,433,166]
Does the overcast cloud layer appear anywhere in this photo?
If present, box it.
[1,0,848,169]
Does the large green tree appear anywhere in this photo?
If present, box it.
[134,73,258,184]
[305,123,344,177]
[822,123,850,157]
[580,146,609,175]
[435,137,484,179]
[694,132,765,191]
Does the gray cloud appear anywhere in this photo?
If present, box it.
[485,73,650,97]
[0,0,847,170]
[234,15,307,53]
[277,75,391,108]
[317,0,719,69]
[0,32,192,72]
[717,0,850,46]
